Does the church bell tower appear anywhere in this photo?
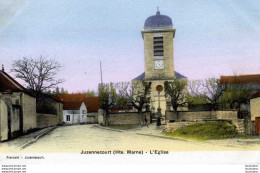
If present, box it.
[141,9,176,80]
[133,9,187,116]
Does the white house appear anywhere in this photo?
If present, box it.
[56,94,100,125]
[63,102,87,124]
[55,94,88,125]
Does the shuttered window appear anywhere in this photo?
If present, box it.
[154,37,163,56]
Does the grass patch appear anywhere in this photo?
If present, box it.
[165,121,247,142]
[101,124,139,130]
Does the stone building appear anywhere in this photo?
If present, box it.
[249,90,260,135]
[0,67,64,141]
[220,74,260,92]
[133,10,187,115]
[0,68,36,141]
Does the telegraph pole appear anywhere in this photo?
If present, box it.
[100,61,103,84]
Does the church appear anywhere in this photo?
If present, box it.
[133,9,187,116]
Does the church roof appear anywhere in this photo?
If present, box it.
[132,71,187,80]
[144,10,173,30]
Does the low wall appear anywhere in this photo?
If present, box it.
[231,119,245,134]
[36,113,60,129]
[178,111,212,121]
[165,110,237,122]
[107,112,150,125]
[164,122,196,132]
[215,111,237,120]
[88,112,98,124]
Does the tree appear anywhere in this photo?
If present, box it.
[116,81,151,125]
[188,78,226,110]
[220,75,253,110]
[55,87,60,94]
[98,83,117,125]
[86,90,95,97]
[11,56,64,102]
[164,79,188,112]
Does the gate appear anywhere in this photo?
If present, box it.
[256,117,260,135]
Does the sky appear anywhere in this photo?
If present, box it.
[0,0,260,93]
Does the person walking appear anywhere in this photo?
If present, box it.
[145,116,149,128]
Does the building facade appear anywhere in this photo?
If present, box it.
[249,90,260,135]
[0,68,36,141]
[133,10,187,116]
[56,94,99,124]
[63,102,87,125]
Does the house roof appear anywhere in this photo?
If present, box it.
[55,94,99,112]
[0,70,28,93]
[132,71,187,80]
[220,74,260,84]
[249,90,260,99]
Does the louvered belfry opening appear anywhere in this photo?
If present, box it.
[153,36,164,56]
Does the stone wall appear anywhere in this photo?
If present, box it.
[107,112,150,125]
[165,110,237,122]
[0,92,37,140]
[231,119,245,134]
[178,111,212,121]
[164,122,195,132]
[215,111,237,120]
[88,112,98,124]
[0,99,8,141]
[22,93,37,132]
[164,120,245,134]
[164,110,245,134]
[36,113,60,129]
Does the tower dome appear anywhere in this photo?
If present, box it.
[144,10,173,30]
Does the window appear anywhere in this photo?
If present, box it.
[154,36,164,56]
[82,110,86,114]
[66,115,70,121]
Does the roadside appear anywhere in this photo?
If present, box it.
[94,123,260,150]
[0,126,57,152]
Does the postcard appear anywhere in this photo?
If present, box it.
[0,1,260,173]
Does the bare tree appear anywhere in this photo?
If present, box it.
[11,56,64,102]
[116,81,151,125]
[188,78,226,110]
[201,78,226,110]
[164,79,187,112]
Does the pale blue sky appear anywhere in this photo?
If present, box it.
[0,0,260,92]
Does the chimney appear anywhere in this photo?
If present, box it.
[2,64,4,72]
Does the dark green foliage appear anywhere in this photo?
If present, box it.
[220,84,253,110]
[164,79,187,112]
